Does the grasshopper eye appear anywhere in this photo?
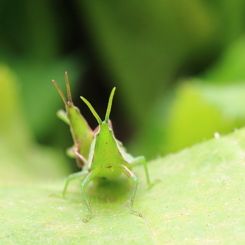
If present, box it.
[108,124,113,131]
[108,120,113,130]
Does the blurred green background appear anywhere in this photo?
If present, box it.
[1,0,245,182]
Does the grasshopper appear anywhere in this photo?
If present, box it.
[61,87,153,222]
[52,72,94,167]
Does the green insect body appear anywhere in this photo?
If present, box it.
[52,72,94,167]
[62,87,153,222]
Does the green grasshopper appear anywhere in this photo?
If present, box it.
[52,72,94,167]
[62,87,153,222]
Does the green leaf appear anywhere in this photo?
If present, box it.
[205,37,245,83]
[134,80,245,158]
[1,127,245,243]
[10,58,80,140]
[0,64,70,182]
[161,81,245,154]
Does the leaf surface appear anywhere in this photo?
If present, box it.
[1,128,245,244]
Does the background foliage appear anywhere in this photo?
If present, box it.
[1,0,245,243]
[1,0,245,161]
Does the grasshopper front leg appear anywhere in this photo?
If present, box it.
[128,156,151,186]
[120,164,142,217]
[80,168,101,222]
[128,156,161,188]
[62,170,89,198]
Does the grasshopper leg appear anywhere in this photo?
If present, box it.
[62,170,88,198]
[120,165,142,217]
[73,146,88,166]
[128,156,151,186]
[80,168,101,221]
[129,156,160,188]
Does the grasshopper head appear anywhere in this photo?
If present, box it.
[81,87,116,125]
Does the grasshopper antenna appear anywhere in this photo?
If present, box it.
[64,71,73,103]
[81,96,103,125]
[52,79,67,104]
[105,87,116,123]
